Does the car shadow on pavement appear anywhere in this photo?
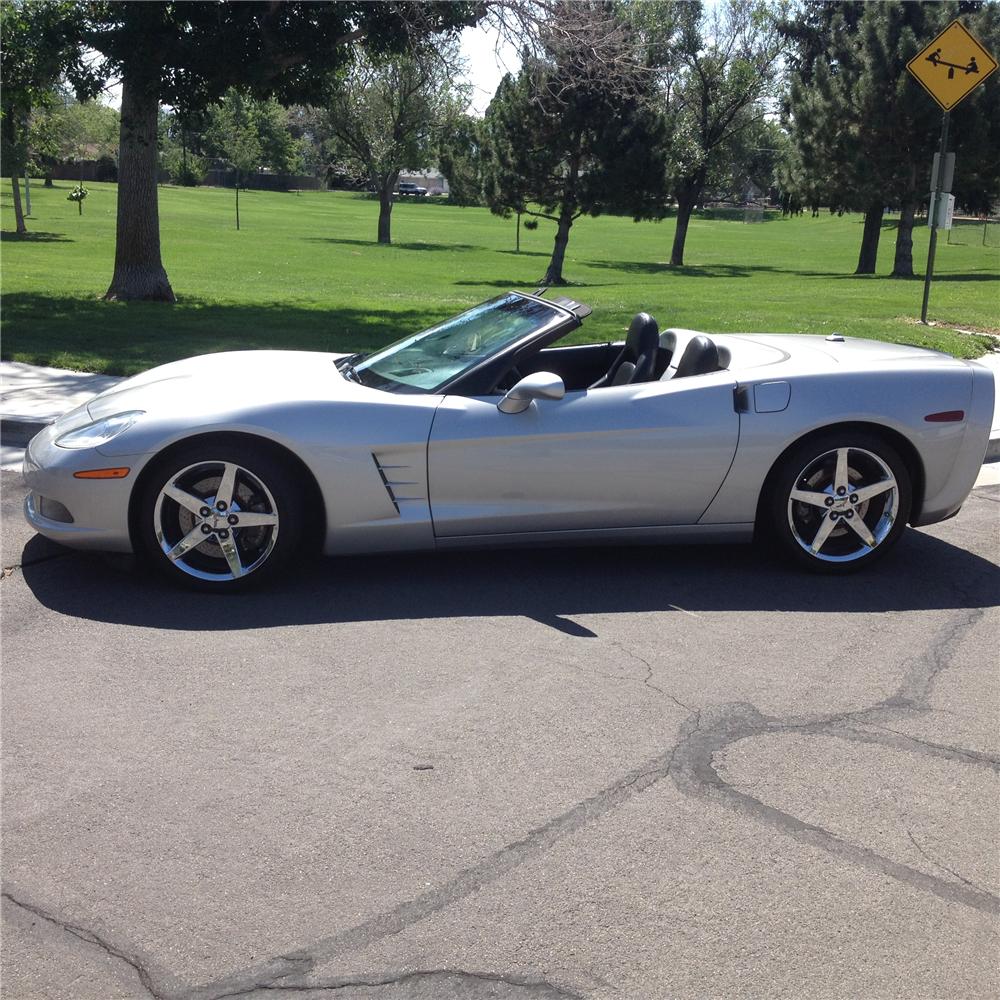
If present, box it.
[19,517,999,633]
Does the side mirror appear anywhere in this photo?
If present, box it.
[497,372,566,414]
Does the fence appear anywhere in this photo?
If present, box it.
[202,169,321,191]
[699,205,779,223]
[47,159,119,183]
[946,217,1000,247]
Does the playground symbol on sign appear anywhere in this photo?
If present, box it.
[907,20,998,111]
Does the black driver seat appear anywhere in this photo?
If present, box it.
[590,313,659,388]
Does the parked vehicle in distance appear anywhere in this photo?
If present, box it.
[397,182,427,197]
[22,291,994,590]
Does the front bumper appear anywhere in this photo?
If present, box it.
[22,424,141,553]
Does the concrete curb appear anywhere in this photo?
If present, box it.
[0,418,50,449]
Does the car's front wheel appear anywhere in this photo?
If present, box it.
[138,441,303,590]
[768,431,912,572]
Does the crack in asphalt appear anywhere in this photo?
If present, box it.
[906,829,993,897]
[665,569,998,916]
[210,968,578,998]
[556,635,696,714]
[184,742,675,1000]
[607,641,668,703]
[879,605,984,712]
[1,891,165,999]
[669,702,1000,916]
[856,721,1000,771]
[1,549,73,578]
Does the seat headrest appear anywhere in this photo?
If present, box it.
[672,335,720,378]
[626,313,659,356]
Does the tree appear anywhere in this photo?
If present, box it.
[30,92,119,184]
[438,113,486,205]
[206,90,262,230]
[637,0,786,267]
[0,1,96,233]
[78,1,480,301]
[323,42,467,244]
[780,2,881,270]
[783,2,1000,278]
[202,89,302,227]
[158,109,209,187]
[482,3,670,285]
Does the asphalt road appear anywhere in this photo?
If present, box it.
[2,467,998,1000]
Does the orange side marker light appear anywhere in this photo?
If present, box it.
[73,467,131,479]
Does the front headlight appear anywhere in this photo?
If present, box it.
[55,411,144,449]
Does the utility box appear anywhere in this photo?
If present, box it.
[928,192,956,229]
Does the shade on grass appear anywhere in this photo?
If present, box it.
[2,181,996,375]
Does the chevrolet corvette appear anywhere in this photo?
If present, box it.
[23,291,994,589]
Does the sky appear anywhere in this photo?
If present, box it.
[459,23,521,115]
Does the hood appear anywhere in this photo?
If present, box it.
[85,350,358,421]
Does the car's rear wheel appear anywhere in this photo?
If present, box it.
[138,442,303,590]
[768,431,912,572]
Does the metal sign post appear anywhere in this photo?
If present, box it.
[920,112,949,324]
[907,19,997,324]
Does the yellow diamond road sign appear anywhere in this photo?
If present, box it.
[908,20,998,111]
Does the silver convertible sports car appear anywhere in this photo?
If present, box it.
[23,291,994,590]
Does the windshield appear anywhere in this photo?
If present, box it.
[352,293,567,393]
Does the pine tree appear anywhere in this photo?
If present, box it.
[784,1,1000,278]
[438,114,486,206]
[482,12,668,286]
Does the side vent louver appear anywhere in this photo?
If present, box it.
[372,454,422,515]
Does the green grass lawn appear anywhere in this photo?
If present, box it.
[2,179,997,375]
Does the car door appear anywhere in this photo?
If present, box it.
[427,371,740,537]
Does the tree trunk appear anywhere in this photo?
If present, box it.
[541,210,573,285]
[44,176,53,188]
[10,176,27,234]
[235,176,240,231]
[105,72,175,302]
[855,200,884,274]
[377,189,393,244]
[670,193,696,266]
[891,200,918,278]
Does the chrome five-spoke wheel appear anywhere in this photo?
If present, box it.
[770,432,912,572]
[140,442,303,589]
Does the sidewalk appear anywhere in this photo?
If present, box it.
[1,362,124,445]
[2,354,999,463]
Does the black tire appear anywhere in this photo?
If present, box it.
[137,440,304,591]
[766,430,912,573]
